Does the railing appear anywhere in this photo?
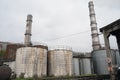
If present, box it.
[49,45,72,51]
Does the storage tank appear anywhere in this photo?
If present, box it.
[80,55,92,74]
[73,53,92,75]
[115,50,120,67]
[48,46,73,76]
[92,49,117,74]
[15,45,48,78]
[0,64,12,80]
[73,58,80,76]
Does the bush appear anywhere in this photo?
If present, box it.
[19,73,25,78]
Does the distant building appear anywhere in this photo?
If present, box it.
[0,41,11,51]
[0,42,25,61]
[4,44,24,61]
[0,41,11,60]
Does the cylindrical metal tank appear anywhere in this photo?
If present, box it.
[0,64,12,80]
[15,45,48,78]
[73,58,80,76]
[81,58,92,74]
[115,50,120,67]
[73,53,92,75]
[48,46,73,76]
[92,49,117,74]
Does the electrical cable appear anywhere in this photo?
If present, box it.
[43,30,90,41]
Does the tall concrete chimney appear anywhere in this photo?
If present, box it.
[88,1,100,50]
[24,14,32,46]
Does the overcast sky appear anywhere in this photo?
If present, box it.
[0,0,120,52]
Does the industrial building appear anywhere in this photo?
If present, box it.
[0,42,11,51]
[73,52,92,75]
[0,1,120,79]
[0,41,11,60]
[0,41,24,60]
[88,1,120,80]
[4,44,24,61]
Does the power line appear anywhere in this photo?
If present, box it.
[43,30,90,41]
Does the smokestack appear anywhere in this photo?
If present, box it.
[88,1,100,50]
[24,14,32,46]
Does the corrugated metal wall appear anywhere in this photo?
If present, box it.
[116,50,120,67]
[73,53,92,75]
[82,58,92,74]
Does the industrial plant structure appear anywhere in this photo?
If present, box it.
[100,19,120,79]
[88,1,120,80]
[0,42,10,60]
[24,15,33,47]
[15,47,48,78]
[73,52,92,75]
[48,46,73,76]
[0,1,120,79]
[88,1,101,51]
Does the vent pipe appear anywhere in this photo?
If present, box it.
[88,1,100,50]
[24,14,32,46]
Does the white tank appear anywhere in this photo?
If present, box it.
[48,46,73,76]
[15,46,47,78]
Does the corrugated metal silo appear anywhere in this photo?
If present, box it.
[115,50,120,67]
[92,49,117,74]
[81,57,92,74]
[48,46,73,76]
[15,46,48,78]
[73,53,92,75]
[73,58,80,76]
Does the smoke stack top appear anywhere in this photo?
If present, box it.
[27,14,32,21]
[89,1,93,6]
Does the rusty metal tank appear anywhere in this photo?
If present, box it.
[15,45,48,78]
[48,46,73,76]
[0,62,11,80]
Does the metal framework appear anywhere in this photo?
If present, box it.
[100,19,120,80]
